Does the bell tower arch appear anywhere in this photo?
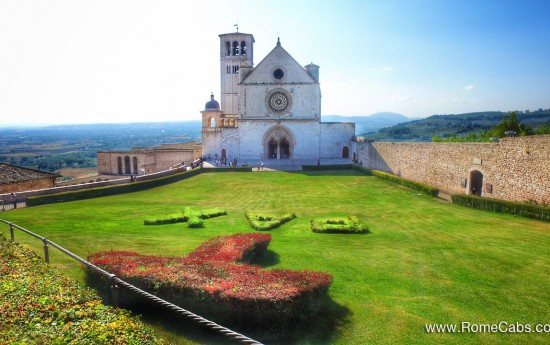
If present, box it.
[219,31,254,116]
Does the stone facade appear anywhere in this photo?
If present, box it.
[97,142,201,176]
[357,135,550,205]
[202,32,354,164]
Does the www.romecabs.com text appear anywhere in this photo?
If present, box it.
[425,321,550,333]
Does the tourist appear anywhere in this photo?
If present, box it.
[10,193,17,209]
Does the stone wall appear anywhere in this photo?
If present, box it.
[357,135,550,205]
[0,177,56,194]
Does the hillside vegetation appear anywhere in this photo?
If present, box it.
[2,171,549,345]
[364,110,550,141]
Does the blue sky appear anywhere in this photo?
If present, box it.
[1,0,549,125]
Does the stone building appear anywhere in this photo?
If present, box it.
[97,142,201,176]
[0,163,59,194]
[201,32,355,164]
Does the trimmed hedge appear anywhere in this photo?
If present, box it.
[143,207,226,226]
[302,164,354,171]
[352,164,373,175]
[87,233,332,334]
[311,216,369,234]
[202,167,253,173]
[451,194,550,222]
[371,170,439,197]
[0,233,164,344]
[27,168,202,207]
[244,211,296,231]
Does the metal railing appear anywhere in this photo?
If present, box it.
[0,219,263,345]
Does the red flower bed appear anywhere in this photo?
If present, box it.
[87,233,332,331]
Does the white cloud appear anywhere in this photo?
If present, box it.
[464,85,475,91]
[383,67,394,72]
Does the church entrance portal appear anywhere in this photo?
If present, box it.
[263,126,295,160]
[470,170,483,196]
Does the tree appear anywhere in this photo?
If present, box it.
[491,111,531,137]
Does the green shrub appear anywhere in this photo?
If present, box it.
[451,194,550,222]
[187,216,204,228]
[311,216,369,234]
[0,233,164,344]
[202,167,253,173]
[27,168,202,207]
[352,165,373,175]
[371,170,439,197]
[302,164,353,171]
[245,211,296,231]
[144,208,227,226]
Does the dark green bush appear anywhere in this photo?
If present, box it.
[302,164,353,171]
[451,194,550,222]
[352,165,373,175]
[202,167,253,173]
[27,168,202,207]
[371,170,439,197]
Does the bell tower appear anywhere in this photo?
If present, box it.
[219,31,254,116]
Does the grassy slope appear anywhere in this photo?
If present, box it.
[1,170,549,344]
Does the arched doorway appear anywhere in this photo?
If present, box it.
[263,126,295,160]
[280,138,290,158]
[221,149,227,165]
[470,170,483,196]
[268,138,277,158]
[342,146,350,159]
[117,157,123,175]
[132,157,138,175]
[124,156,131,175]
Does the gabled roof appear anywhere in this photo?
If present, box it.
[0,163,60,185]
[241,39,317,84]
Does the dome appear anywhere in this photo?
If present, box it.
[205,93,220,111]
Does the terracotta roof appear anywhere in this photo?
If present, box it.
[0,163,60,185]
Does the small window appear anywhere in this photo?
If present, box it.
[225,41,231,56]
[241,41,247,55]
[232,41,239,55]
[273,68,284,80]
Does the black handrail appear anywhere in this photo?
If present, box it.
[0,219,263,345]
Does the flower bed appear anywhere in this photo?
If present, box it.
[244,211,296,231]
[87,233,332,332]
[311,216,369,234]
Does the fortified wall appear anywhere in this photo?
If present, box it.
[356,135,550,205]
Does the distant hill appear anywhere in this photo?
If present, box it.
[363,110,550,142]
[322,112,411,134]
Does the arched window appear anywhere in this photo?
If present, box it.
[342,146,350,159]
[117,156,123,175]
[232,41,239,55]
[132,157,138,174]
[209,117,216,128]
[124,156,131,175]
[225,41,231,56]
[241,41,247,55]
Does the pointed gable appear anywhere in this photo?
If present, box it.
[241,40,316,84]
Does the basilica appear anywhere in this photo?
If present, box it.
[201,31,355,165]
[98,31,356,176]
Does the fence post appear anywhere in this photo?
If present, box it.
[43,239,49,263]
[9,223,14,242]
[110,274,120,308]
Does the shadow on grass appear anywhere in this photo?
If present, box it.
[118,290,352,345]
[254,249,280,267]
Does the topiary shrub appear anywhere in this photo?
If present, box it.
[311,216,369,234]
[86,233,332,334]
[245,211,296,230]
[144,207,227,226]
[187,216,204,228]
[451,194,550,222]
[371,170,439,196]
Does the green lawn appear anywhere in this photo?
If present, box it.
[2,170,549,344]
